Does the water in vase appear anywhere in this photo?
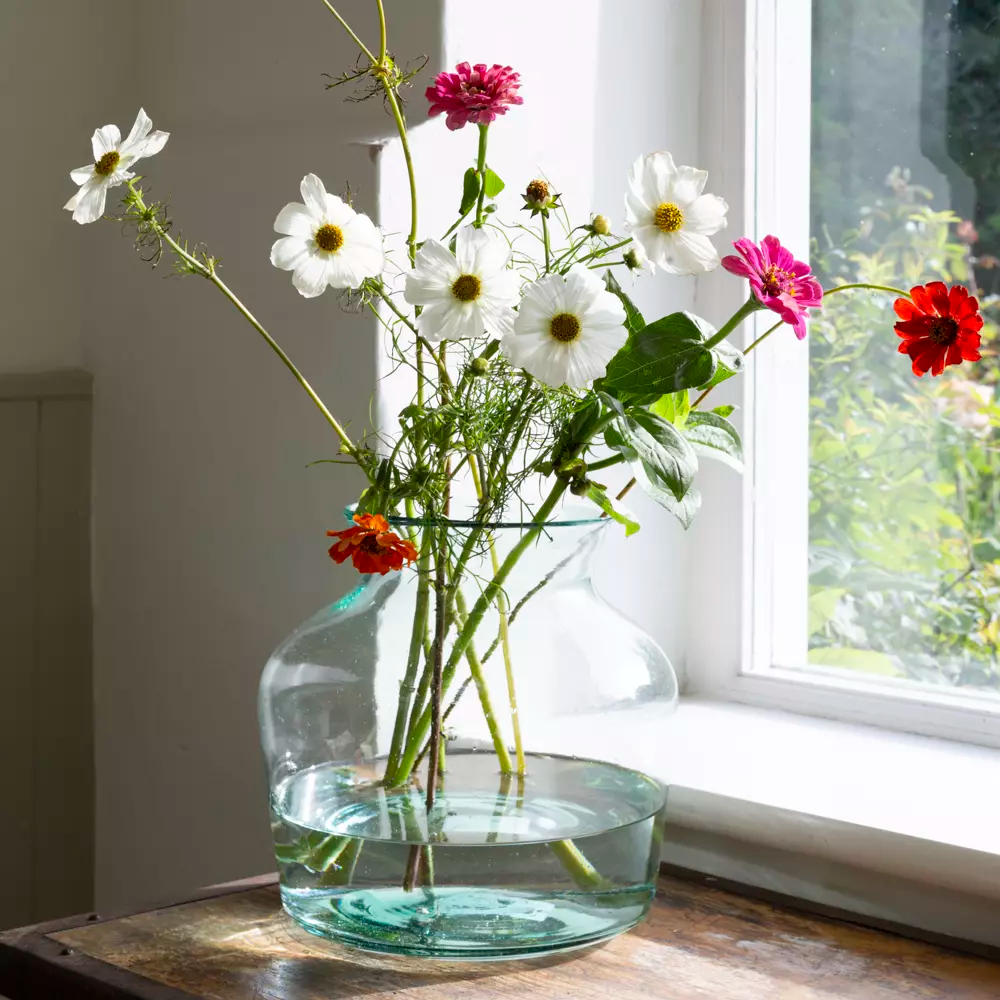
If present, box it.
[272,750,666,959]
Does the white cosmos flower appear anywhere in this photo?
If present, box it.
[271,174,384,298]
[64,109,169,225]
[624,151,728,274]
[403,225,520,342]
[502,266,627,389]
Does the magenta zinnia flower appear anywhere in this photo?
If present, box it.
[425,62,523,131]
[721,235,822,340]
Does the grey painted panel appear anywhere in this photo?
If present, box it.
[0,370,93,402]
[0,401,38,930]
[33,398,94,919]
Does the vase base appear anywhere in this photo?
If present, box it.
[281,883,653,960]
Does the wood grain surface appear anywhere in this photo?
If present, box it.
[5,873,991,999]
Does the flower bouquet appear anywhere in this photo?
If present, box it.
[62,0,982,961]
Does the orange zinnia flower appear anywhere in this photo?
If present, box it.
[327,513,419,575]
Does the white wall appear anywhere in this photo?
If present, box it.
[381,0,706,672]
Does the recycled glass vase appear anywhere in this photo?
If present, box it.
[259,503,677,960]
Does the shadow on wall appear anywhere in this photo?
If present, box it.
[1,0,441,917]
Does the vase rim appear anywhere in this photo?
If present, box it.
[343,500,611,530]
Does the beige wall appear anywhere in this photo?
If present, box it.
[3,0,441,913]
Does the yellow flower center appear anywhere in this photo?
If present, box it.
[549,312,581,343]
[451,273,482,302]
[314,224,344,253]
[654,202,684,233]
[94,151,120,177]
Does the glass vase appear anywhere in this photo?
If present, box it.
[259,503,677,960]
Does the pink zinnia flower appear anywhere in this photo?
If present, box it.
[425,62,523,131]
[721,235,823,340]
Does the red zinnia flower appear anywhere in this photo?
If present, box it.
[327,513,418,575]
[425,62,523,131]
[893,282,983,377]
[721,235,823,340]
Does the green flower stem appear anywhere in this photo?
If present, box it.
[422,530,449,806]
[474,124,490,227]
[454,588,514,773]
[383,534,432,784]
[392,478,570,785]
[375,0,387,62]
[549,838,607,890]
[743,318,784,356]
[494,562,524,775]
[541,212,552,273]
[572,236,632,268]
[462,427,526,776]
[125,182,367,472]
[384,87,419,267]
[377,285,418,334]
[319,0,376,62]
[441,209,474,241]
[824,282,911,299]
[551,231,596,270]
[587,453,626,472]
[703,296,764,350]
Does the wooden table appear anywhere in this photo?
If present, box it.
[2,868,999,999]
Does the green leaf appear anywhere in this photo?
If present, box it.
[697,339,745,391]
[808,587,847,636]
[603,312,720,394]
[603,422,636,460]
[483,167,505,198]
[807,646,900,677]
[972,537,1000,565]
[617,410,698,502]
[651,390,690,427]
[603,271,646,336]
[634,465,702,529]
[711,404,736,418]
[684,411,743,472]
[585,485,640,536]
[459,167,480,215]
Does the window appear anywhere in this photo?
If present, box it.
[689,0,1000,748]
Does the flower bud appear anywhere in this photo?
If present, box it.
[469,356,490,376]
[591,214,611,236]
[570,479,590,496]
[624,244,648,271]
[524,179,550,207]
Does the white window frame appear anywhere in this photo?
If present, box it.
[687,0,1000,750]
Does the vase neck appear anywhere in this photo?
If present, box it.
[443,520,605,590]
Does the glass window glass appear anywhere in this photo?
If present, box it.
[807,1,1000,693]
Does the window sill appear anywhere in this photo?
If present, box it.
[551,697,1000,948]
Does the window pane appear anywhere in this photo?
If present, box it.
[808,1,1000,693]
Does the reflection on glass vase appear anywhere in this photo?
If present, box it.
[259,504,677,960]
